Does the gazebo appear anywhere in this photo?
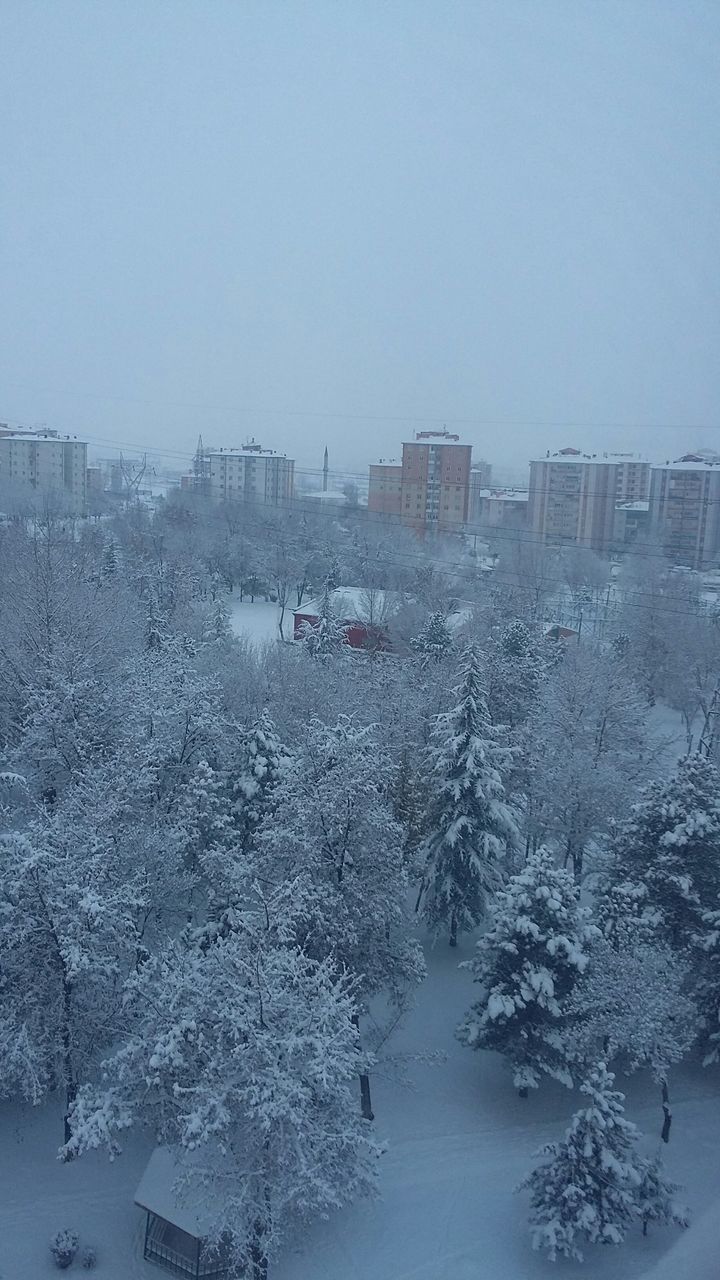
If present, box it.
[134,1147,232,1278]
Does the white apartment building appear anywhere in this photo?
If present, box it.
[649,457,720,569]
[528,449,650,553]
[0,433,87,513]
[207,442,294,505]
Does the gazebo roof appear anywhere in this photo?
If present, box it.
[134,1146,216,1238]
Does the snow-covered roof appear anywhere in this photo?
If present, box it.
[293,587,402,621]
[651,460,720,472]
[531,453,649,466]
[475,488,529,502]
[615,500,650,511]
[134,1146,216,1237]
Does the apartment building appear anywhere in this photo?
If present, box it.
[368,431,472,534]
[367,461,403,518]
[207,441,294,505]
[469,487,529,530]
[0,433,87,512]
[649,457,720,569]
[528,449,649,553]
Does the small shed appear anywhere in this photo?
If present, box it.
[134,1147,232,1278]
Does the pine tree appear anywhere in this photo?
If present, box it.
[636,1155,688,1237]
[419,646,517,946]
[608,754,720,952]
[518,1062,651,1260]
[458,848,597,1094]
[410,612,454,665]
[300,583,347,659]
[231,710,291,852]
[486,619,546,728]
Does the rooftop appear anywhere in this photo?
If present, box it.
[476,488,529,502]
[134,1146,219,1238]
[531,450,650,466]
[652,458,720,472]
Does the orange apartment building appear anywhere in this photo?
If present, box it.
[368,431,472,535]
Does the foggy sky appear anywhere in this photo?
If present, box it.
[1,1,718,482]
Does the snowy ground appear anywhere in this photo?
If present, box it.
[228,597,286,646]
[2,932,719,1280]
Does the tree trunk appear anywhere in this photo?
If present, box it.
[413,879,425,914]
[518,1086,528,1099]
[351,1014,374,1120]
[661,1077,672,1144]
[449,912,458,948]
[61,976,76,1147]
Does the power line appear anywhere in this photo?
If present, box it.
[2,394,719,431]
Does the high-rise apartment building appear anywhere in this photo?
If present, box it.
[0,433,87,512]
[528,449,650,553]
[368,431,472,534]
[649,457,720,569]
[206,441,294,505]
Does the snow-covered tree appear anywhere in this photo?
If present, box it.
[694,900,720,1065]
[458,848,597,1094]
[636,1156,688,1237]
[253,716,425,1117]
[63,920,378,1279]
[410,612,454,665]
[607,753,720,953]
[486,619,546,729]
[230,710,291,853]
[518,1062,677,1260]
[419,645,517,946]
[299,583,347,659]
[0,818,145,1139]
[564,935,696,1083]
[527,644,650,879]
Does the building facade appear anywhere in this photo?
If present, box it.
[368,431,472,534]
[468,487,529,530]
[0,433,87,512]
[649,458,720,569]
[528,450,649,553]
[207,442,294,505]
[367,462,403,518]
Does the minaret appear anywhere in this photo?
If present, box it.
[323,445,329,492]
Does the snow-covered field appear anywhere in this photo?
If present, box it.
[3,932,718,1280]
[229,598,285,646]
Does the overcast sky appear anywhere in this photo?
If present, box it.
[1,1,718,482]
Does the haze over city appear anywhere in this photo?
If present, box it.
[2,0,718,476]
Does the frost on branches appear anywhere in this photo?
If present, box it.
[419,645,517,947]
[62,917,379,1279]
[519,1062,686,1261]
[458,848,596,1095]
[253,715,425,1117]
[608,753,720,952]
[564,934,697,1083]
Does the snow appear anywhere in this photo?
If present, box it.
[3,932,715,1280]
[228,597,284,645]
[134,1146,214,1237]
[293,587,401,621]
[641,1201,719,1279]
